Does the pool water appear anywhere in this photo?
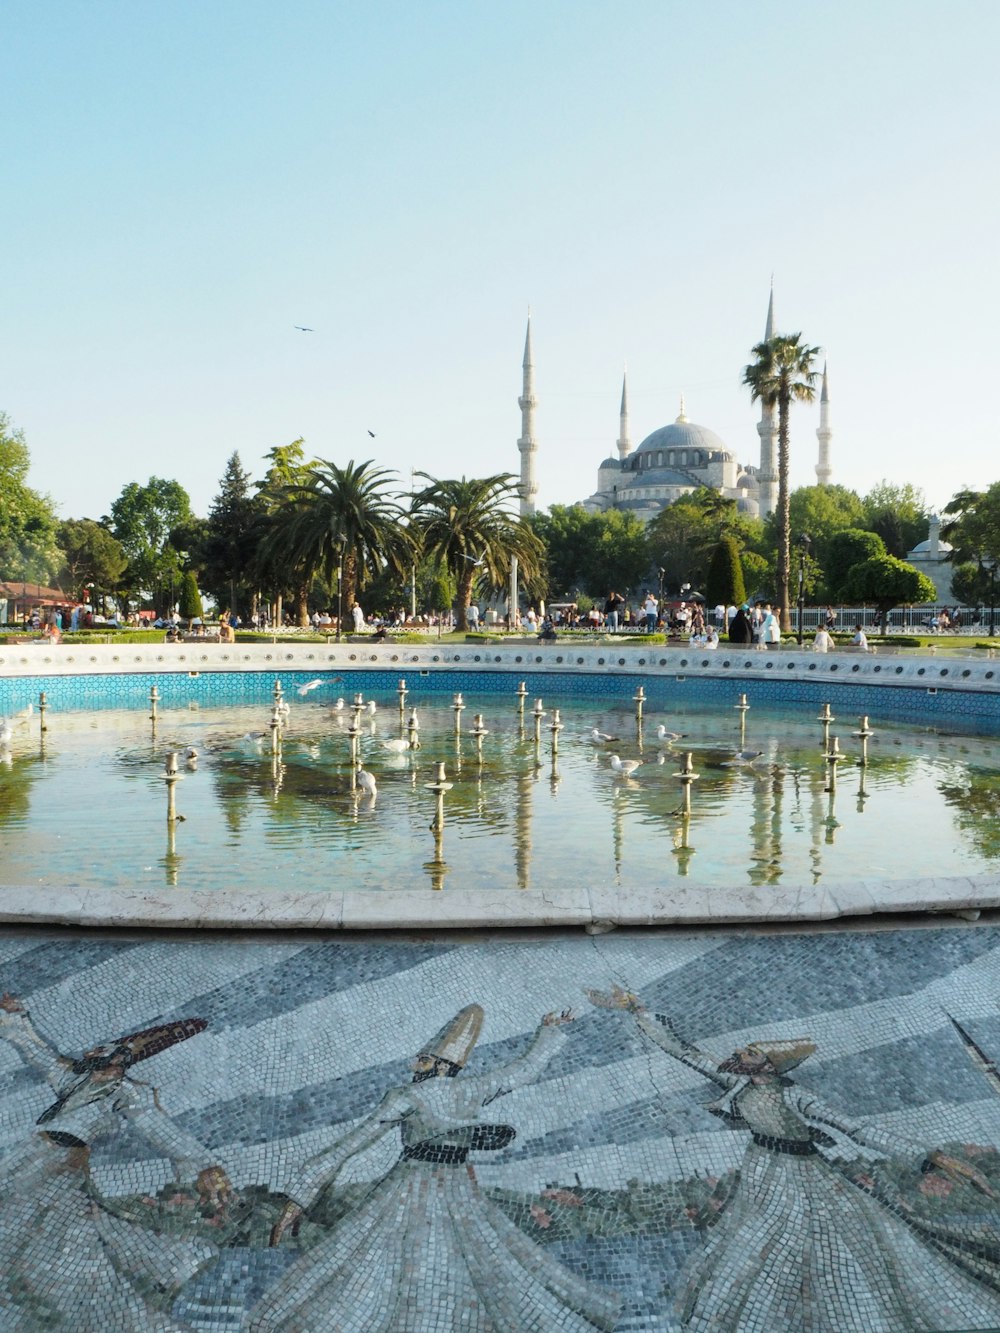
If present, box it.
[0,691,997,894]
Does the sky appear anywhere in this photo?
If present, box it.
[3,1,999,524]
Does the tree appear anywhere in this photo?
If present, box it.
[529,505,649,599]
[253,439,319,624]
[705,535,746,607]
[950,561,991,607]
[646,488,764,594]
[108,477,194,605]
[56,519,127,605]
[262,459,411,629]
[783,485,865,557]
[0,412,62,583]
[178,570,203,621]
[942,485,1000,567]
[743,334,821,631]
[202,452,260,618]
[823,529,886,602]
[862,480,929,558]
[411,473,544,631]
[842,555,936,630]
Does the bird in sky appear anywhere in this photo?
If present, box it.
[459,552,486,566]
[294,326,314,332]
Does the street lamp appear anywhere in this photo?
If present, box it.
[336,540,345,643]
[658,566,666,606]
[796,532,812,645]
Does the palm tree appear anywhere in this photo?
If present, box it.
[262,459,411,629]
[743,334,820,630]
[410,473,544,631]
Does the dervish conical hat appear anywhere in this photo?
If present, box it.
[418,1004,484,1068]
[745,1039,816,1073]
[74,1017,208,1073]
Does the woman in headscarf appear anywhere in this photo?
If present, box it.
[728,604,753,645]
[249,1003,620,1333]
[0,993,225,1331]
[587,985,1000,1332]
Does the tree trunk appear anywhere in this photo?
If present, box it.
[456,564,474,632]
[776,390,791,632]
[295,584,309,627]
[340,552,358,635]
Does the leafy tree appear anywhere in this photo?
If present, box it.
[842,555,937,630]
[108,477,193,604]
[56,519,127,604]
[743,334,821,630]
[0,412,62,583]
[823,529,886,601]
[705,535,746,607]
[202,452,260,618]
[942,484,1000,567]
[262,459,411,629]
[530,505,649,599]
[178,570,203,621]
[253,439,318,623]
[411,473,544,630]
[782,485,865,559]
[950,561,991,607]
[646,489,763,594]
[863,480,929,558]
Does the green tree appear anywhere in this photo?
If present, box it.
[0,412,62,583]
[646,489,763,594]
[950,561,991,607]
[202,452,260,618]
[823,529,886,601]
[783,485,865,559]
[56,519,127,605]
[530,505,649,599]
[263,459,411,629]
[862,480,929,558]
[108,477,194,605]
[411,473,544,631]
[253,439,318,624]
[705,535,746,607]
[842,555,936,630]
[942,485,1000,567]
[178,570,203,621]
[743,334,821,630]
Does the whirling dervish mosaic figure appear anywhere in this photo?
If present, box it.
[587,985,1000,1333]
[248,1003,621,1332]
[0,993,225,1331]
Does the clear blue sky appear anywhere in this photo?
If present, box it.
[4,1,998,522]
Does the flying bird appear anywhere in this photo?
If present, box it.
[294,326,314,332]
[297,679,324,696]
[459,553,486,566]
[368,430,376,438]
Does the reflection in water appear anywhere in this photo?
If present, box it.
[2,696,999,896]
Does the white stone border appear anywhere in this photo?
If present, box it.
[1,642,998,931]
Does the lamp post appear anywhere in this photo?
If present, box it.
[987,556,999,637]
[336,541,345,643]
[658,566,666,607]
[796,532,812,645]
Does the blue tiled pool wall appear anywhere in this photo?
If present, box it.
[2,668,999,734]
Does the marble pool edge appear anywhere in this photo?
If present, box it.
[2,641,998,932]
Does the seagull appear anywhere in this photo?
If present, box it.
[294,326,314,332]
[333,697,345,711]
[590,728,618,743]
[459,552,486,566]
[721,749,765,767]
[276,698,291,716]
[356,765,377,798]
[656,725,686,743]
[382,738,410,753]
[609,754,642,778]
[367,430,376,438]
[186,747,199,760]
[297,679,324,696]
[365,700,377,715]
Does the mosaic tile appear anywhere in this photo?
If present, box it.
[3,927,1000,1328]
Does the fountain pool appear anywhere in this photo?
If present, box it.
[1,675,998,900]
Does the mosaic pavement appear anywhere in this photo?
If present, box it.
[5,925,1000,1330]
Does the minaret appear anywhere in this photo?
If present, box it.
[616,368,632,459]
[755,283,778,517]
[815,359,833,486]
[517,315,538,517]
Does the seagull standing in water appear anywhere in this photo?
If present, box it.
[609,754,642,778]
[590,728,618,743]
[356,765,377,798]
[721,749,765,767]
[656,725,685,743]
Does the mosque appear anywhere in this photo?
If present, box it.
[515,287,833,524]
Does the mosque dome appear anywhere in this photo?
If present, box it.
[632,403,734,466]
